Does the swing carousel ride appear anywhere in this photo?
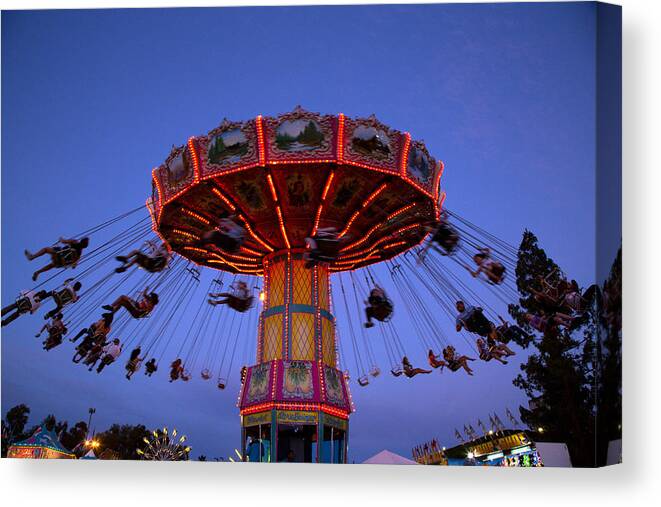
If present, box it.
[2,107,530,463]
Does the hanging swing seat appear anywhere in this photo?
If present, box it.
[369,366,381,377]
[181,370,192,381]
[200,369,212,380]
[357,375,370,386]
[217,378,227,390]
[447,361,462,372]
[53,246,78,267]
[370,299,393,322]
[15,296,34,313]
[390,367,403,377]
[227,295,254,313]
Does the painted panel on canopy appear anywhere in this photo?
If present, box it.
[406,140,437,193]
[291,259,312,305]
[267,165,329,246]
[264,108,337,163]
[198,118,260,179]
[342,116,404,173]
[157,145,195,202]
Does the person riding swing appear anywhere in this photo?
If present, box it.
[25,236,90,281]
[169,358,184,382]
[198,214,246,254]
[418,217,460,262]
[41,279,82,320]
[476,338,508,364]
[468,248,506,285]
[391,356,432,378]
[36,313,68,351]
[72,314,112,363]
[427,349,447,370]
[442,345,475,376]
[125,346,144,380]
[102,287,159,320]
[304,227,348,269]
[208,281,253,312]
[115,240,171,273]
[144,358,158,377]
[364,285,393,328]
[1,289,48,327]
[455,300,498,341]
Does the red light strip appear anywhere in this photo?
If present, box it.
[386,203,416,222]
[181,207,210,225]
[268,159,337,166]
[336,113,345,162]
[311,171,335,237]
[173,229,200,241]
[400,133,411,175]
[256,115,266,165]
[210,185,273,252]
[240,401,349,419]
[240,246,263,257]
[276,206,291,249]
[338,182,388,238]
[188,137,201,183]
[433,160,444,199]
[243,219,275,253]
[266,173,278,202]
[321,171,335,201]
[311,205,324,237]
[210,186,236,211]
[340,223,422,257]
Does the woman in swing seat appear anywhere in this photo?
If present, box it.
[208,281,253,312]
[427,349,447,370]
[364,285,393,328]
[115,240,171,273]
[442,345,475,376]
[25,236,89,281]
[37,313,68,351]
[418,218,460,261]
[102,287,159,320]
[198,215,246,254]
[401,356,432,378]
[125,346,144,380]
[169,358,184,382]
[304,227,349,268]
[144,358,158,377]
[476,338,508,364]
[468,248,506,285]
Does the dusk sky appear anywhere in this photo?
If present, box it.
[1,3,604,462]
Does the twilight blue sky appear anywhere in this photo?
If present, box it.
[2,3,605,462]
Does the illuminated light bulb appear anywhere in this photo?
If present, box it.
[538,427,544,433]
[259,291,265,301]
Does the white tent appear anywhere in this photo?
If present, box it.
[362,450,419,465]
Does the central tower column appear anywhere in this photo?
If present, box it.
[238,250,352,463]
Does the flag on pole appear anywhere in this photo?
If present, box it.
[506,407,519,426]
[454,428,464,442]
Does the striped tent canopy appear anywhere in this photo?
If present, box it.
[7,425,75,459]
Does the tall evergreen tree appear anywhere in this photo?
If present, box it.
[509,231,597,467]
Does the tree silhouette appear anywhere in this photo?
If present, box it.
[509,231,597,467]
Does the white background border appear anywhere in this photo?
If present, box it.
[1,0,659,505]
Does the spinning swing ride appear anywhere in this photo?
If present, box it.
[2,107,533,464]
